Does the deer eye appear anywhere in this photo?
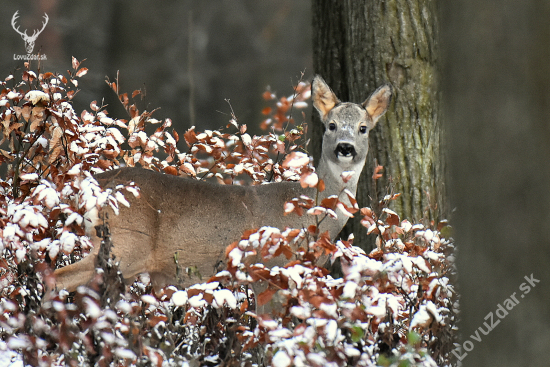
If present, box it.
[328,122,336,131]
[359,125,368,134]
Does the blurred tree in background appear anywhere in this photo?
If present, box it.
[311,0,446,250]
[0,0,312,137]
[442,1,550,365]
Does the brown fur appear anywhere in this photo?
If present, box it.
[53,76,392,311]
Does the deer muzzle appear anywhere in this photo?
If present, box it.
[334,142,357,161]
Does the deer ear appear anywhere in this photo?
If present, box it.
[312,75,340,120]
[362,84,392,126]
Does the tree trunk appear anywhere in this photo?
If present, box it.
[311,0,445,249]
[442,1,550,365]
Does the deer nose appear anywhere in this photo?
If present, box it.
[335,142,357,158]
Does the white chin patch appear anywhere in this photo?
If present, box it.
[337,154,354,163]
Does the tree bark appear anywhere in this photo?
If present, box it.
[311,0,445,249]
[442,1,550,365]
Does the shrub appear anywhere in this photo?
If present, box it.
[0,59,457,366]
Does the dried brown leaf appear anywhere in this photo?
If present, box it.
[384,209,400,227]
[257,288,277,307]
[71,56,80,70]
[262,90,275,101]
[163,166,178,176]
[49,146,63,165]
[76,67,88,78]
[29,107,45,130]
[22,105,33,121]
[373,165,384,180]
[184,128,198,146]
[320,196,338,210]
[90,100,99,112]
[317,179,325,192]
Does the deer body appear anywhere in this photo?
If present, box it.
[54,76,392,302]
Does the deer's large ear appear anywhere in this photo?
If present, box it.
[362,84,392,127]
[312,75,340,120]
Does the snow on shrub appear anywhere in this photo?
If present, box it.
[0,61,456,366]
[217,189,456,366]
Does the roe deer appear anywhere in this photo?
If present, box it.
[53,76,392,309]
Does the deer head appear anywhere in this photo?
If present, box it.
[11,11,49,54]
[312,75,392,192]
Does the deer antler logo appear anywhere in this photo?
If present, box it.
[11,10,49,54]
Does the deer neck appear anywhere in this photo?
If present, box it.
[316,155,365,231]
